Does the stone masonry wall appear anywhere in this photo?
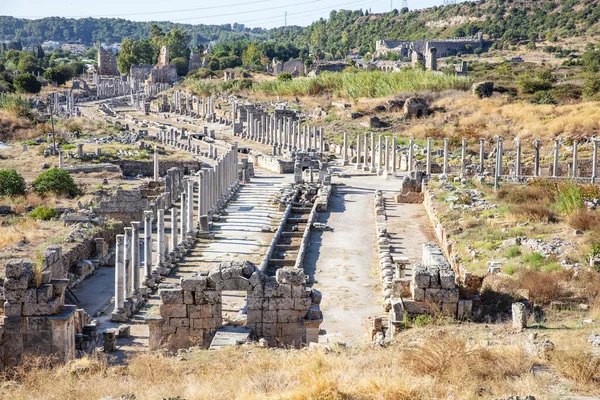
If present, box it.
[149,262,322,350]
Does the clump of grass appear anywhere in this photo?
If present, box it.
[568,208,600,231]
[554,181,584,215]
[511,203,557,223]
[550,348,600,388]
[503,246,522,258]
[0,93,30,118]
[517,269,564,304]
[29,205,57,221]
[412,314,434,327]
[496,185,551,204]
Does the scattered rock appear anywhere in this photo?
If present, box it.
[472,81,494,98]
[402,97,428,119]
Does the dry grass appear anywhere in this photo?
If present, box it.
[0,109,37,142]
[0,217,43,249]
[550,348,600,389]
[517,269,568,305]
[0,333,558,400]
[511,203,557,223]
[568,208,600,231]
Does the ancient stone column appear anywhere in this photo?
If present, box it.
[114,234,125,313]
[392,136,397,174]
[131,222,140,293]
[553,139,559,177]
[572,139,578,178]
[384,136,390,177]
[443,138,449,176]
[187,179,194,236]
[355,134,362,169]
[371,133,376,173]
[461,138,467,174]
[77,143,84,158]
[497,137,503,176]
[153,147,159,182]
[58,151,64,168]
[124,227,133,299]
[534,139,540,177]
[593,141,598,184]
[143,211,153,281]
[180,188,188,245]
[408,138,414,173]
[426,137,432,176]
[156,209,166,268]
[363,134,369,171]
[343,132,349,165]
[319,128,324,152]
[378,135,383,175]
[515,138,522,177]
[479,138,485,174]
[170,207,178,254]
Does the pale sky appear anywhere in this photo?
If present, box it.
[0,0,470,29]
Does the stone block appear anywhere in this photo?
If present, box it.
[117,325,131,338]
[294,296,312,310]
[390,300,405,323]
[4,274,29,290]
[262,310,277,324]
[411,285,425,302]
[170,318,190,329]
[441,288,459,303]
[3,289,22,303]
[180,276,207,292]
[278,284,292,298]
[22,302,51,316]
[36,284,53,303]
[428,266,440,288]
[5,260,23,279]
[412,265,430,289]
[441,302,457,316]
[22,288,37,304]
[263,281,278,297]
[51,279,69,297]
[159,303,188,318]
[276,268,305,285]
[512,302,528,330]
[457,300,472,320]
[183,291,195,305]
[281,322,304,338]
[159,288,183,304]
[439,269,456,289]
[276,297,295,310]
[188,305,211,319]
[204,290,220,304]
[400,299,429,315]
[425,288,442,303]
[278,309,301,323]
[3,301,22,317]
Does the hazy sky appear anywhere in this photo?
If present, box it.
[0,0,469,29]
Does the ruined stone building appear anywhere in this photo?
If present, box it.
[97,46,120,76]
[376,32,483,59]
[272,59,306,77]
[188,50,202,73]
[148,46,177,85]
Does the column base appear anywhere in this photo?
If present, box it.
[355,163,363,170]
[110,308,128,323]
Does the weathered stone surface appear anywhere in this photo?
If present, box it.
[159,288,183,304]
[276,268,305,285]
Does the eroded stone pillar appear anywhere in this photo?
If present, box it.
[479,138,485,174]
[426,137,432,176]
[154,147,159,181]
[143,211,153,281]
[113,234,125,315]
[553,139,559,177]
[156,209,166,269]
[461,138,467,174]
[171,207,178,255]
[443,138,449,176]
[131,222,140,293]
[343,132,348,165]
[515,138,522,177]
[378,135,383,175]
[534,139,540,177]
[124,227,133,299]
[384,136,390,177]
[355,134,362,169]
[408,138,414,173]
[592,140,598,184]
[180,189,188,245]
[392,136,397,174]
[187,179,194,236]
[371,133,376,173]
[572,139,578,178]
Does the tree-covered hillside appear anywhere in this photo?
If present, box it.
[2,0,600,50]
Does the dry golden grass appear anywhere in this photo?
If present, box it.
[550,348,600,390]
[568,208,600,231]
[0,109,36,142]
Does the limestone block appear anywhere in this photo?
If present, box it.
[117,325,131,338]
[276,268,305,285]
[5,260,23,279]
[512,302,528,330]
[246,296,263,310]
[261,310,277,324]
[412,265,430,289]
[159,303,188,318]
[22,288,37,304]
[291,285,306,298]
[411,285,425,302]
[180,276,207,292]
[4,273,29,290]
[389,300,405,323]
[188,305,212,319]
[400,299,429,315]
[441,302,457,316]
[159,288,183,304]
[278,309,301,323]
[428,266,441,288]
[262,323,276,338]
[3,289,22,303]
[281,322,304,338]
[170,318,190,329]
[36,284,53,304]
[183,291,195,305]
[276,297,295,309]
[457,300,473,320]
[264,282,279,298]
[441,288,459,303]
[294,296,312,310]
[439,269,456,289]
[51,279,69,297]
[22,302,51,316]
[278,284,292,298]
[222,277,251,291]
[425,288,442,303]
[204,290,220,304]
[3,301,22,317]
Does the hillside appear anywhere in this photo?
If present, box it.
[2,0,600,50]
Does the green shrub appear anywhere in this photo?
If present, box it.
[503,246,522,258]
[554,181,584,215]
[29,205,57,220]
[32,168,78,196]
[413,314,434,327]
[278,72,292,82]
[0,93,30,117]
[13,73,41,94]
[523,252,546,269]
[61,144,75,150]
[0,169,26,196]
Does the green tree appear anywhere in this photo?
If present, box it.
[117,38,155,74]
[164,28,190,59]
[44,67,67,85]
[242,44,263,69]
[278,72,292,81]
[17,53,39,74]
[171,57,188,76]
[13,73,41,93]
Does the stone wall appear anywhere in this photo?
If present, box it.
[98,47,119,76]
[248,151,295,174]
[93,189,149,224]
[148,262,323,350]
[116,159,204,178]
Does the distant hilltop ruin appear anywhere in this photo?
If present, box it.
[375,32,483,59]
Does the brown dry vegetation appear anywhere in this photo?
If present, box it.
[0,109,37,142]
[0,325,598,400]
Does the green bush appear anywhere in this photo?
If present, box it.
[278,72,292,82]
[413,314,434,327]
[13,73,41,94]
[29,205,57,220]
[61,144,76,150]
[32,168,78,196]
[554,181,584,215]
[0,169,26,196]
